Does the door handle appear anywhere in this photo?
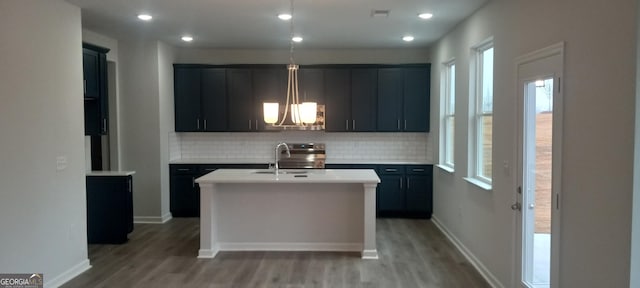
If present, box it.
[511,202,522,211]
[529,203,535,209]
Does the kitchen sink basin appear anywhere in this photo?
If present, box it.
[253,170,308,175]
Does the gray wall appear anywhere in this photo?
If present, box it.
[431,0,635,287]
[0,0,90,286]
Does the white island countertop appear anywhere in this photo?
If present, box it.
[196,169,380,184]
[86,171,136,177]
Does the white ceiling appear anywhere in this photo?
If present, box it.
[66,0,488,49]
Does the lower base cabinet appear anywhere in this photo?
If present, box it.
[86,175,133,244]
[325,164,433,218]
[170,164,269,217]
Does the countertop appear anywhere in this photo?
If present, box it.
[171,158,432,165]
[196,169,380,184]
[86,171,136,177]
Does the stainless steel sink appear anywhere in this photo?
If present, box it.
[253,170,308,175]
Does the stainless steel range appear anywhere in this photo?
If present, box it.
[277,143,326,169]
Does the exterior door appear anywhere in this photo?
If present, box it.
[515,43,564,288]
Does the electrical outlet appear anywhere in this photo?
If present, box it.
[56,156,67,171]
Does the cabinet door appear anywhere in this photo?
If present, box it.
[378,175,405,211]
[403,67,430,132]
[201,68,227,131]
[324,69,350,132]
[405,175,432,215]
[227,69,255,131]
[82,49,100,99]
[86,177,129,244]
[170,173,199,217]
[174,67,202,132]
[377,68,403,131]
[299,68,324,103]
[351,68,377,132]
[253,68,287,130]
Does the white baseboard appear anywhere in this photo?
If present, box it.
[45,259,91,288]
[218,242,362,252]
[431,216,505,288]
[134,212,172,224]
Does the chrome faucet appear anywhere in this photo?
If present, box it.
[274,142,290,174]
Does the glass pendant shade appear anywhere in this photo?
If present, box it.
[300,102,317,124]
[263,103,279,124]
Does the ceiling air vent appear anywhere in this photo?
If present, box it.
[370,9,390,18]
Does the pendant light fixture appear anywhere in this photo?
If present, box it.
[263,0,321,130]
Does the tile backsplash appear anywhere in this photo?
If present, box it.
[170,131,434,163]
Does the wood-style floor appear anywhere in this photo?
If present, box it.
[62,218,490,288]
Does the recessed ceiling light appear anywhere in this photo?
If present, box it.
[402,36,415,42]
[181,36,193,42]
[137,14,152,21]
[278,13,292,20]
[292,36,303,43]
[418,13,433,20]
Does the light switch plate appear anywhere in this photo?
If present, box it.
[56,156,68,171]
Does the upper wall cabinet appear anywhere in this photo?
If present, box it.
[324,68,377,132]
[173,64,430,133]
[83,43,110,135]
[174,67,227,132]
[377,66,431,132]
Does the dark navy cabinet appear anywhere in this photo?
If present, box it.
[83,43,109,135]
[377,164,433,218]
[377,66,431,132]
[324,68,377,132]
[173,64,429,133]
[227,69,256,131]
[174,68,202,131]
[324,69,351,131]
[174,67,227,132]
[86,175,133,244]
[326,163,432,218]
[350,68,378,132]
[170,164,269,217]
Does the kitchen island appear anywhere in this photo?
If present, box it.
[195,169,380,259]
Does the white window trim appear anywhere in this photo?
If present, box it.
[468,37,494,187]
[439,59,456,171]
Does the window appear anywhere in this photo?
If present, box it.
[440,61,455,170]
[470,40,494,186]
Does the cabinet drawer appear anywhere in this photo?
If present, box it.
[170,165,198,175]
[377,165,404,175]
[405,165,432,175]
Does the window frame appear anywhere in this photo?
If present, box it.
[440,59,456,171]
[469,38,494,187]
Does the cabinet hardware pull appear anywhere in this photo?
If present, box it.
[83,80,86,94]
[386,168,397,172]
[192,177,195,188]
[346,120,349,130]
[413,168,424,172]
[397,119,400,130]
[197,118,200,130]
[249,119,252,130]
[404,120,407,130]
[399,177,403,189]
[255,119,258,130]
[407,178,410,189]
[352,120,356,130]
[103,118,107,133]
[178,168,190,171]
[128,180,132,193]
[204,119,207,130]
